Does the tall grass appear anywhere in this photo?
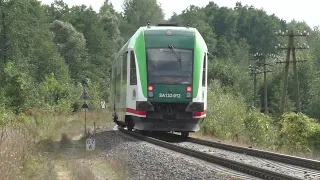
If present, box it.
[0,107,112,179]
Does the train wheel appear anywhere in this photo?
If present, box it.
[181,131,189,139]
[126,119,134,131]
[127,125,133,131]
[125,116,134,131]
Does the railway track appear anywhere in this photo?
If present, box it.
[150,132,320,171]
[118,127,311,180]
[151,132,320,179]
[186,135,320,171]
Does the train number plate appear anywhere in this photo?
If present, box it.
[158,93,181,98]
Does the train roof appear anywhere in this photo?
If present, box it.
[141,25,196,36]
[113,24,207,64]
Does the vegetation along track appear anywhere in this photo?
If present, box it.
[185,135,320,171]
[118,127,302,180]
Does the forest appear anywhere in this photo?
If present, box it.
[0,0,320,168]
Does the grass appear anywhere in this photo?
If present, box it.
[0,108,125,180]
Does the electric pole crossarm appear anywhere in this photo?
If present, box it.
[275,30,309,37]
[250,72,263,75]
[276,60,308,64]
[277,47,309,50]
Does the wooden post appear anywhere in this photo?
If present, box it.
[263,57,268,114]
[94,122,96,136]
[253,72,257,107]
[280,40,291,115]
[85,107,87,136]
[276,29,309,114]
[250,53,272,112]
[292,46,301,112]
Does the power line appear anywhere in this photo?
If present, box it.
[275,29,310,114]
[250,53,274,113]
[248,61,262,108]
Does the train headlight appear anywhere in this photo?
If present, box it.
[148,85,154,98]
[148,85,153,91]
[186,86,192,99]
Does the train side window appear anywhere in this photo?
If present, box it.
[130,51,137,85]
[116,57,121,89]
[123,51,128,86]
[202,53,207,87]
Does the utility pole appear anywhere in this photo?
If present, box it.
[275,30,309,114]
[0,0,8,62]
[248,63,262,108]
[80,86,91,137]
[251,53,274,113]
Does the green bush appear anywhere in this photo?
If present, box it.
[308,126,320,152]
[278,112,320,153]
[201,80,247,141]
[243,111,276,148]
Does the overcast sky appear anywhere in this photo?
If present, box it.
[41,0,320,28]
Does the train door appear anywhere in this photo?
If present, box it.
[202,52,208,114]
[126,50,138,115]
[118,51,128,121]
[115,57,121,116]
[111,65,116,111]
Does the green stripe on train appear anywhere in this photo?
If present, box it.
[194,31,208,98]
[128,28,148,98]
[127,27,207,98]
[193,31,203,98]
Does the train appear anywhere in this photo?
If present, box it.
[109,23,208,138]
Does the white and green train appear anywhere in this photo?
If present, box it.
[110,23,208,138]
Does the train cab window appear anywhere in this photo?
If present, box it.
[130,51,137,85]
[202,53,207,87]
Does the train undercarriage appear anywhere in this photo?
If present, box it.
[113,102,205,139]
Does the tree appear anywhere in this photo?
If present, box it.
[169,5,217,55]
[0,0,70,112]
[50,20,89,83]
[120,0,165,40]
[44,0,72,22]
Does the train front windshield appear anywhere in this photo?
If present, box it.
[146,48,193,84]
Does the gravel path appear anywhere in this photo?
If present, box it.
[175,141,320,180]
[92,126,259,180]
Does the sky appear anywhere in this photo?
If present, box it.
[41,0,320,28]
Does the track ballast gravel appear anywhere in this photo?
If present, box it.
[92,126,258,180]
[174,141,320,180]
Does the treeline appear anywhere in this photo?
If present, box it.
[1,1,319,177]
[0,0,320,119]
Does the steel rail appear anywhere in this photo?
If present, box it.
[186,136,320,171]
[118,128,301,180]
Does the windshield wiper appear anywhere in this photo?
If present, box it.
[168,45,182,69]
